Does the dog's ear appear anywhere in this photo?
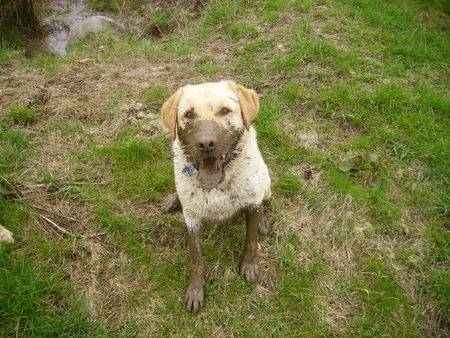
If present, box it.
[161,88,183,140]
[228,81,260,130]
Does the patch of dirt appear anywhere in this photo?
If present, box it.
[112,0,210,38]
[0,68,48,109]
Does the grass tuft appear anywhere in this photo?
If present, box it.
[145,85,170,104]
[5,106,38,125]
[226,23,258,39]
[0,250,106,336]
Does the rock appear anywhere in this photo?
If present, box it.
[0,225,14,243]
[66,16,124,51]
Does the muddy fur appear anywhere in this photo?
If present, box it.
[162,81,271,225]
[172,127,271,224]
[161,80,271,311]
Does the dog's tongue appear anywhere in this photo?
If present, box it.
[198,158,223,189]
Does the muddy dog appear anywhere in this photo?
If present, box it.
[161,80,271,312]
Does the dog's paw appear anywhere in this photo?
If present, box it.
[0,225,14,243]
[185,283,204,312]
[258,214,271,235]
[240,260,259,282]
[161,193,181,213]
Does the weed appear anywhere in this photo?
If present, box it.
[143,9,173,37]
[263,0,288,11]
[50,121,83,135]
[427,226,450,265]
[0,127,30,175]
[350,258,418,336]
[291,0,313,13]
[274,175,302,195]
[281,83,309,103]
[165,35,193,56]
[34,53,61,75]
[5,106,38,125]
[243,38,276,55]
[0,45,21,65]
[0,124,105,335]
[201,0,242,27]
[420,269,450,318]
[254,94,289,152]
[85,138,173,202]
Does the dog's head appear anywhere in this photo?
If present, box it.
[161,80,260,189]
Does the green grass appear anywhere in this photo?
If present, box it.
[0,45,22,65]
[0,249,106,336]
[1,0,449,335]
[0,125,30,252]
[33,52,73,77]
[148,9,172,35]
[226,23,259,39]
[84,137,173,202]
[5,106,38,125]
[0,124,104,335]
[349,258,418,336]
[0,127,30,174]
[144,85,170,104]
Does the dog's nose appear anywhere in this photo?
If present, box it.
[197,136,217,152]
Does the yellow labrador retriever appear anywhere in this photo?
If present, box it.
[161,80,271,312]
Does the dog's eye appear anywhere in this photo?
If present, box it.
[219,107,231,116]
[184,110,195,119]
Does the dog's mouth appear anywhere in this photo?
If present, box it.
[178,120,243,190]
[194,149,234,189]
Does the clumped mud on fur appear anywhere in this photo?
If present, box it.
[177,120,243,162]
[177,119,244,188]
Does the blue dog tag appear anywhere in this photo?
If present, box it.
[182,166,192,176]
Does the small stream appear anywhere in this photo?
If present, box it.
[27,0,90,57]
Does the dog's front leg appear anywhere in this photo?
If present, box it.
[184,218,205,312]
[240,206,260,281]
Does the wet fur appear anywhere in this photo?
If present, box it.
[173,126,271,227]
[161,81,271,312]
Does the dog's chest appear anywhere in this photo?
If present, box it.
[183,174,258,221]
[173,133,270,223]
[173,128,270,221]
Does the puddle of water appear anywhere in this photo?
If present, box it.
[27,0,89,57]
